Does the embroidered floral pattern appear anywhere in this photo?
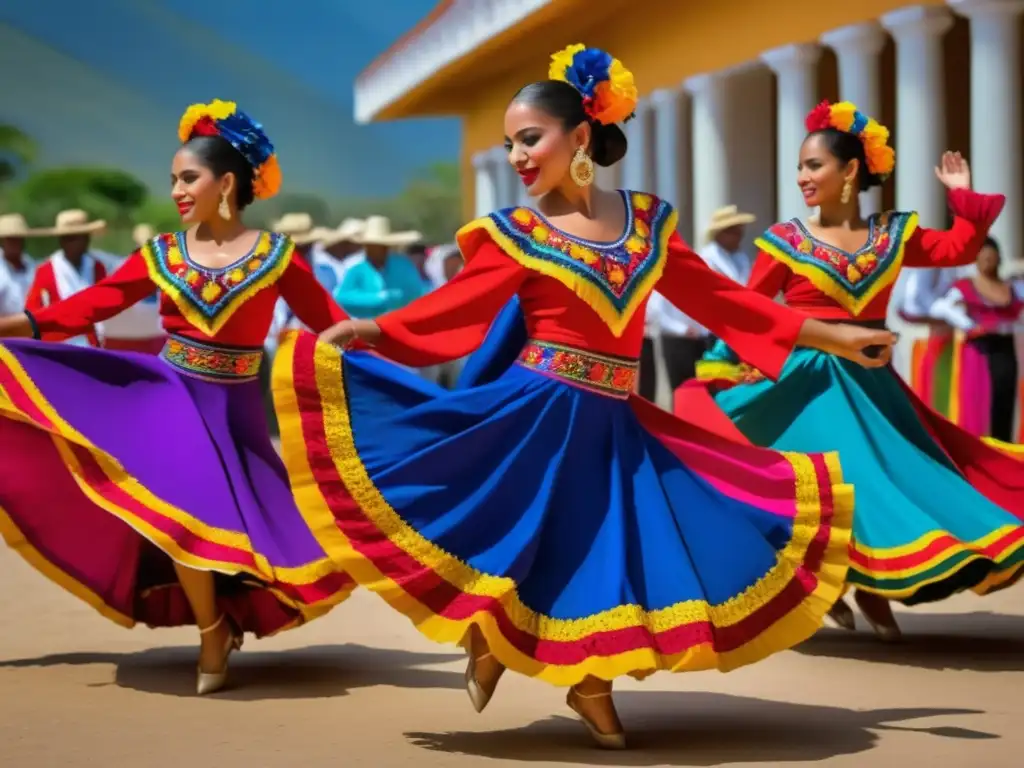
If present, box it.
[493,191,669,308]
[161,334,263,382]
[141,231,292,335]
[518,340,638,398]
[756,210,915,315]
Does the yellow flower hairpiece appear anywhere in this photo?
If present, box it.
[549,44,637,125]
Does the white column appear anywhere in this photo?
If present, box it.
[621,99,651,191]
[649,87,684,211]
[761,43,822,222]
[950,0,1024,266]
[483,146,512,210]
[820,22,888,215]
[685,73,730,242]
[472,150,498,218]
[881,6,953,228]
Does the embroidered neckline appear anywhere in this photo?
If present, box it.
[793,217,878,259]
[140,231,293,336]
[757,210,919,316]
[459,190,674,337]
[528,189,634,248]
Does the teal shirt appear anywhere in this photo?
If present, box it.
[332,253,427,318]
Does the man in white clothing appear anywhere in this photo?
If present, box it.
[0,213,43,315]
[645,206,756,397]
[25,209,110,347]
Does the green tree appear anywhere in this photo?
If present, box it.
[392,161,462,244]
[0,124,36,188]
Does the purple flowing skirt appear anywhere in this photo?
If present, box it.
[0,339,354,636]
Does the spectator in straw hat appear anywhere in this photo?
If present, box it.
[310,217,366,295]
[333,215,425,319]
[0,213,45,315]
[24,209,110,347]
[645,205,757,399]
[99,223,166,354]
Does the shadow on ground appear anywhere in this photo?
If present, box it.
[0,643,463,700]
[796,611,1024,671]
[407,690,993,765]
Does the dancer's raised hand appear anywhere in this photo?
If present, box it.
[934,151,971,190]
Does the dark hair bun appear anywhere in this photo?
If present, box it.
[591,122,627,167]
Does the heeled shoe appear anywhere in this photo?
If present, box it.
[196,615,243,696]
[465,651,496,713]
[566,687,626,750]
[826,598,856,631]
[854,592,902,643]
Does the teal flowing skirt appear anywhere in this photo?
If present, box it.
[702,346,1024,604]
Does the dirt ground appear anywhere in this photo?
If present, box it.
[1,542,1022,767]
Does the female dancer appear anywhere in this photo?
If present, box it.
[0,100,355,694]
[697,101,1023,640]
[930,237,1023,442]
[272,47,894,748]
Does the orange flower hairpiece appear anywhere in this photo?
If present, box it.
[805,100,895,179]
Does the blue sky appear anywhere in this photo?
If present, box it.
[0,1,459,198]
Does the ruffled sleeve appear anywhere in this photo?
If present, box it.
[903,189,1005,268]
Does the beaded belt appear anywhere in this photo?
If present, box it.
[517,340,638,399]
[160,334,263,383]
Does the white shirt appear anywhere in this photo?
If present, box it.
[929,279,1024,333]
[310,246,364,296]
[899,267,968,320]
[0,250,36,315]
[646,242,753,338]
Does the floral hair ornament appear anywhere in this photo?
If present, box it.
[805,100,895,180]
[549,44,638,125]
[178,99,282,199]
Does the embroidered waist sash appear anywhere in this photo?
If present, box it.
[517,339,638,399]
[160,334,263,382]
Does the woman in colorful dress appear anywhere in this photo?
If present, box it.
[696,101,1023,641]
[0,100,355,695]
[930,236,1023,442]
[272,47,895,748]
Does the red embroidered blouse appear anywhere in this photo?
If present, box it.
[29,231,346,347]
[374,191,807,380]
[744,189,1005,319]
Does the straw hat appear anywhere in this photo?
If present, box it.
[704,205,755,242]
[334,217,366,243]
[132,223,156,247]
[353,215,421,247]
[45,209,107,236]
[272,212,322,245]
[0,213,45,238]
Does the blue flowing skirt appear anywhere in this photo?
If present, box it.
[274,330,853,685]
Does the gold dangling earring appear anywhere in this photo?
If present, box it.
[218,191,231,220]
[569,147,594,187]
[840,179,853,205]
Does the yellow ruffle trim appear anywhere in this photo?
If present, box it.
[139,232,293,337]
[274,332,855,685]
[757,212,919,317]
